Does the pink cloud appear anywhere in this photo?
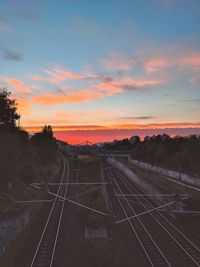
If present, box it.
[143,51,200,85]
[95,80,123,95]
[30,66,98,84]
[130,78,162,87]
[144,57,172,73]
[95,77,162,95]
[101,48,200,84]
[102,53,135,72]
[0,76,33,93]
[180,53,200,68]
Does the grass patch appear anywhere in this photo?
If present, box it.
[35,154,60,183]
[77,154,102,183]
[76,154,109,226]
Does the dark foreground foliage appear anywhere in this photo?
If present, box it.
[0,126,57,187]
[0,89,58,187]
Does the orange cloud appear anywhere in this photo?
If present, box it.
[30,66,97,84]
[16,98,31,115]
[0,76,32,93]
[24,122,200,132]
[33,91,103,105]
[112,122,200,130]
[95,81,123,95]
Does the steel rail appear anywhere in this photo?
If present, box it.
[109,169,171,267]
[30,155,67,267]
[49,157,70,267]
[116,167,200,267]
[106,170,154,267]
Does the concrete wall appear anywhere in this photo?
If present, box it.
[0,211,30,254]
[129,158,200,187]
[107,157,183,213]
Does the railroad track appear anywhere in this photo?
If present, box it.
[105,164,200,267]
[26,155,69,267]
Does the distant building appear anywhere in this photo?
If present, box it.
[161,133,170,142]
[144,134,170,142]
[144,136,151,142]
[130,136,140,144]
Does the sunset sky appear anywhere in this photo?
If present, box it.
[0,0,200,144]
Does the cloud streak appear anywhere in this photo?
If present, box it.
[102,46,200,87]
[0,76,32,93]
[102,52,135,72]
[122,116,155,120]
[95,77,162,95]
[30,66,98,84]
[33,91,104,105]
[0,48,23,61]
[25,122,200,131]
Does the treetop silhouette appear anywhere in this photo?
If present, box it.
[0,88,20,129]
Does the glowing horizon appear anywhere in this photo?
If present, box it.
[24,123,200,144]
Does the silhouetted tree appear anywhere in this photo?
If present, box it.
[0,91,58,187]
[31,125,56,164]
[0,88,20,129]
[42,125,53,139]
[31,125,54,144]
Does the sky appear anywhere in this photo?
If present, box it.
[0,0,200,144]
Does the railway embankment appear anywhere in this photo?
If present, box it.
[109,157,200,244]
[107,157,184,212]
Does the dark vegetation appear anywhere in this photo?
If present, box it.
[104,138,132,151]
[75,154,113,266]
[104,133,200,177]
[0,88,58,189]
[130,135,200,178]
[76,154,109,227]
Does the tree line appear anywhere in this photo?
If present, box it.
[104,133,200,178]
[130,134,200,178]
[0,88,58,187]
